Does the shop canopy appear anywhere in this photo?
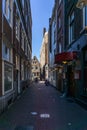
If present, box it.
[55,51,77,64]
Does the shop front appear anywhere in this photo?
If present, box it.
[55,51,78,97]
[82,46,87,96]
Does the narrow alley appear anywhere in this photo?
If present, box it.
[0,82,87,130]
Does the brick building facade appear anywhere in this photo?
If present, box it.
[49,0,87,101]
[32,56,40,81]
[48,0,65,88]
[0,0,32,113]
[40,28,49,80]
[64,0,87,99]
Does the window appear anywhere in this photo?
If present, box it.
[25,38,28,55]
[4,63,13,92]
[24,66,28,80]
[34,56,36,60]
[4,0,12,25]
[58,17,61,29]
[5,0,8,16]
[59,0,62,5]
[2,43,12,63]
[28,44,30,59]
[56,43,59,54]
[36,66,38,69]
[22,0,24,9]
[16,55,20,70]
[27,43,28,56]
[24,38,25,51]
[82,7,87,28]
[8,0,11,22]
[34,73,36,76]
[15,15,20,40]
[21,30,24,50]
[69,11,75,44]
[21,60,24,80]
[21,0,24,14]
[54,49,56,58]
[59,43,62,53]
[5,46,8,54]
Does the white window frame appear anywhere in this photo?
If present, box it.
[2,62,13,95]
[2,42,13,63]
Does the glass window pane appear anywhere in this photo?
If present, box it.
[4,63,13,92]
[86,7,87,26]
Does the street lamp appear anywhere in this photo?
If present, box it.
[76,0,87,9]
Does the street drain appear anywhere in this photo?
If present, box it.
[30,112,38,115]
[40,113,50,118]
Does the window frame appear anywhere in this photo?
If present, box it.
[2,42,12,63]
[59,43,62,53]
[3,62,13,94]
[82,7,87,29]
[15,17,20,40]
[4,0,13,26]
[68,11,75,44]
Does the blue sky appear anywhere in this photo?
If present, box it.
[30,0,54,61]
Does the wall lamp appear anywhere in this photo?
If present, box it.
[76,0,87,9]
[62,61,67,64]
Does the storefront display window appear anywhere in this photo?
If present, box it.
[4,63,13,92]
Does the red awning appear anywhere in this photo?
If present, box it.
[55,51,77,63]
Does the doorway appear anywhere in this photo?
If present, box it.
[16,70,20,94]
[67,65,75,97]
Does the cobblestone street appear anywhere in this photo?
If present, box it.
[0,82,87,130]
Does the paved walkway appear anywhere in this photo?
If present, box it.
[0,81,87,130]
